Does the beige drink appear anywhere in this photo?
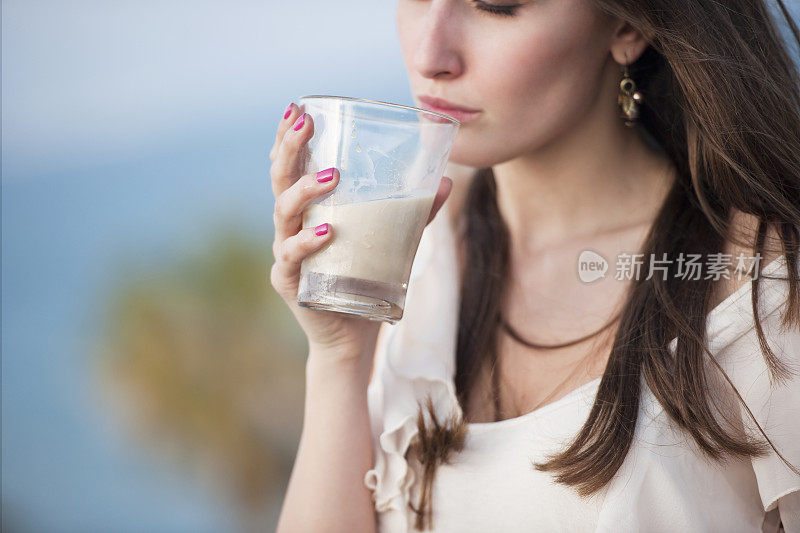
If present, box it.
[297,189,436,323]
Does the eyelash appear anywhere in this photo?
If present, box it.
[471,0,521,17]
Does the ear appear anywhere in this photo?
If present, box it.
[609,21,650,65]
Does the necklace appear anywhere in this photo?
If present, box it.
[499,309,623,349]
[489,310,622,420]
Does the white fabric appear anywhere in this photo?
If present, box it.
[364,198,800,532]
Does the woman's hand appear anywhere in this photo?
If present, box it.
[268,102,453,361]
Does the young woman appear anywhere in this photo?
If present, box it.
[271,0,800,531]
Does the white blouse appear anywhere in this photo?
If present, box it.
[363,197,800,532]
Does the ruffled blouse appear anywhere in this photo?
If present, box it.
[363,197,800,532]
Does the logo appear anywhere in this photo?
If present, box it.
[578,250,608,283]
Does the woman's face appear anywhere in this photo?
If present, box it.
[397,0,621,168]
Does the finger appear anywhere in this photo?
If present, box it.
[426,176,453,225]
[271,112,315,198]
[270,102,302,164]
[270,223,333,295]
[274,167,340,242]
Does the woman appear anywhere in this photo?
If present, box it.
[270,0,800,531]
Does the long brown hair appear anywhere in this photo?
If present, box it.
[408,1,800,529]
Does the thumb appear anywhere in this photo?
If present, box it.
[426,176,453,225]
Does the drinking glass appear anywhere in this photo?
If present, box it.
[295,95,460,324]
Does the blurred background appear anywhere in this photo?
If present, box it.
[2,1,800,532]
[2,1,408,531]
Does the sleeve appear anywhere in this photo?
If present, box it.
[361,205,463,532]
[362,318,421,532]
[778,490,800,533]
[720,256,800,515]
[747,319,800,513]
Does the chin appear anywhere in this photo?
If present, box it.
[447,139,512,169]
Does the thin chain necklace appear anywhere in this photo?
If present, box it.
[499,309,623,350]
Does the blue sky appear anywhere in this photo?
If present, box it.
[2,0,408,179]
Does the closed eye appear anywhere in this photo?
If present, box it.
[471,0,522,17]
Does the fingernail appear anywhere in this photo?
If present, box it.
[283,103,293,119]
[316,168,336,182]
[292,113,306,131]
[314,223,329,236]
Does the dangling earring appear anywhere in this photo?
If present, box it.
[617,52,643,127]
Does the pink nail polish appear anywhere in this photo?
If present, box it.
[316,168,335,182]
[283,103,293,119]
[314,223,329,236]
[292,113,306,131]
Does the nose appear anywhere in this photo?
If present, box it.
[412,1,463,80]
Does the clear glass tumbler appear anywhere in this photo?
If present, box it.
[295,95,460,324]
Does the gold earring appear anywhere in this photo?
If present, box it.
[617,55,642,127]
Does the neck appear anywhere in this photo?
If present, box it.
[493,75,675,255]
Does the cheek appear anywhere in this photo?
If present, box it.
[453,13,610,165]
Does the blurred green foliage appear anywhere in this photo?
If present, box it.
[93,222,307,529]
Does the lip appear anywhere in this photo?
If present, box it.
[417,95,482,123]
